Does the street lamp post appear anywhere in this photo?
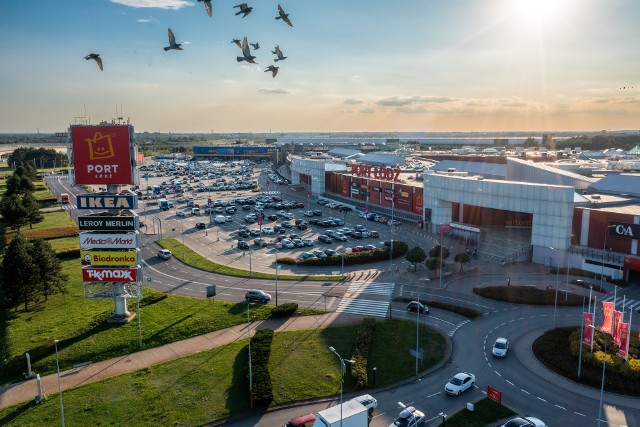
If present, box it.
[249,249,253,278]
[590,326,607,427]
[439,229,443,289]
[54,339,65,427]
[275,261,280,306]
[181,218,185,259]
[247,302,254,408]
[550,247,560,329]
[328,346,355,427]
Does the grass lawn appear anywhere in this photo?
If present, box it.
[0,320,447,426]
[473,285,584,306]
[444,398,515,427]
[3,211,78,243]
[1,258,325,385]
[158,238,344,282]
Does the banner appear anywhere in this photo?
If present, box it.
[71,125,133,185]
[487,385,501,404]
[82,266,140,283]
[613,310,623,345]
[582,312,594,346]
[76,194,138,210]
[81,250,138,267]
[601,301,614,334]
[78,214,139,231]
[617,323,629,358]
[79,232,140,249]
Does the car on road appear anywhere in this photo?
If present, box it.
[388,219,402,226]
[389,406,425,427]
[500,417,547,427]
[157,249,172,260]
[176,210,186,217]
[407,301,429,314]
[238,241,250,250]
[492,337,509,358]
[254,238,268,247]
[245,289,271,303]
[444,372,475,396]
[195,222,206,230]
[353,394,378,415]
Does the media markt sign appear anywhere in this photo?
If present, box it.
[79,232,140,249]
[78,214,139,231]
[76,194,138,210]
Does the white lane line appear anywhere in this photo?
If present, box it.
[536,397,547,402]
[520,389,530,394]
[574,412,586,417]
[426,392,441,398]
[506,380,514,386]
[495,371,502,377]
[555,404,566,410]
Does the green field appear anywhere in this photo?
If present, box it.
[0,320,446,426]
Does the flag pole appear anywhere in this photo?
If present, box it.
[592,295,597,352]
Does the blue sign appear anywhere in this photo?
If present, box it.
[76,194,138,210]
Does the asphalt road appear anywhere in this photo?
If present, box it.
[44,169,640,427]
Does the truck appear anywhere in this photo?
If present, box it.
[159,199,170,211]
[60,193,70,204]
[313,399,369,427]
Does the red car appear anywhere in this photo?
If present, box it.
[296,202,305,208]
[352,245,366,253]
[349,231,363,239]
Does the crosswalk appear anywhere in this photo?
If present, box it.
[334,282,395,317]
[61,204,77,211]
[448,320,470,337]
[601,295,640,311]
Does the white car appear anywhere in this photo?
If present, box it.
[444,372,475,396]
[334,233,348,242]
[262,227,275,234]
[389,406,425,427]
[176,211,186,217]
[500,417,547,427]
[281,240,295,249]
[492,337,509,357]
[353,394,377,414]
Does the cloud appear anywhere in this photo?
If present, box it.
[258,88,290,95]
[377,96,455,107]
[137,16,160,23]
[397,106,427,114]
[344,98,363,105]
[351,74,362,83]
[377,97,412,107]
[359,108,375,114]
[110,0,193,10]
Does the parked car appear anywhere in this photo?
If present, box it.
[262,227,275,234]
[492,337,509,358]
[366,230,380,238]
[353,394,378,414]
[313,250,328,259]
[281,240,295,249]
[302,239,314,247]
[334,233,348,242]
[324,249,339,256]
[238,241,250,250]
[195,222,206,230]
[364,244,377,251]
[254,238,268,247]
[304,210,315,217]
[407,301,429,314]
[312,210,323,216]
[284,413,317,427]
[301,252,316,260]
[388,219,402,227]
[318,235,333,244]
[389,406,425,427]
[354,224,367,232]
[245,289,271,303]
[444,372,475,396]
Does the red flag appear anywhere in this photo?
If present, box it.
[617,323,629,358]
[582,312,594,346]
[612,311,623,345]
[601,302,614,334]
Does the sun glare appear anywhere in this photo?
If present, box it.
[512,0,567,27]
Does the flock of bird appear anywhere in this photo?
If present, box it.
[84,2,293,78]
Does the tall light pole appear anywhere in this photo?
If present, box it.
[54,339,65,427]
[275,260,280,306]
[328,346,354,427]
[550,247,560,329]
[600,224,616,289]
[181,218,185,259]
[247,302,254,408]
[439,228,443,289]
[590,326,607,427]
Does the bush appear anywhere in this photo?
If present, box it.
[275,257,297,265]
[249,328,274,406]
[473,286,583,306]
[270,303,298,318]
[56,247,81,259]
[6,226,79,243]
[351,318,376,388]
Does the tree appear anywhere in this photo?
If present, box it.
[4,173,35,196]
[429,244,450,261]
[405,246,427,271]
[542,133,555,150]
[0,194,29,231]
[425,257,441,278]
[454,252,471,272]
[523,137,538,148]
[31,239,67,301]
[1,235,38,311]
[22,193,44,229]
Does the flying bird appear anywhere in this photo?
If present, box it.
[250,42,260,50]
[164,28,183,51]
[197,0,213,17]
[272,45,287,62]
[275,4,293,27]
[234,3,253,17]
[231,39,242,48]
[264,65,279,78]
[236,36,257,63]
[84,53,103,71]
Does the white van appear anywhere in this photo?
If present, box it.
[192,207,201,215]
[214,215,226,224]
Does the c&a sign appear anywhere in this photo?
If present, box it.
[609,221,640,240]
[350,164,401,181]
[71,125,134,185]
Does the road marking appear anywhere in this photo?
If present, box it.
[574,412,586,416]
[537,396,547,402]
[520,388,529,394]
[506,380,514,386]
[426,392,441,398]
[495,371,502,377]
[555,404,566,410]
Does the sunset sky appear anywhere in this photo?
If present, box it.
[1,0,639,133]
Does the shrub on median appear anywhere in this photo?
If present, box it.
[248,328,275,407]
[270,303,298,318]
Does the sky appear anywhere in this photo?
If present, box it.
[1,0,639,134]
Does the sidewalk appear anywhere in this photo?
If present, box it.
[0,312,363,410]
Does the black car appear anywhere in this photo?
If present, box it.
[267,214,279,221]
[318,235,333,244]
[308,219,320,225]
[297,223,308,231]
[338,205,353,212]
[245,289,271,303]
[312,210,323,216]
[195,222,207,230]
[238,241,250,250]
[242,204,251,210]
[407,301,429,314]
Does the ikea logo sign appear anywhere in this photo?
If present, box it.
[76,194,138,210]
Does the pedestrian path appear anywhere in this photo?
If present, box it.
[601,295,640,311]
[335,298,390,318]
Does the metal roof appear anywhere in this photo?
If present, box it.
[357,152,407,167]
[433,160,506,179]
[588,174,640,197]
[327,148,362,158]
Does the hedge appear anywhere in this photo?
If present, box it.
[270,303,298,318]
[473,285,584,306]
[249,328,274,407]
[9,226,79,242]
[394,296,481,318]
[351,318,376,389]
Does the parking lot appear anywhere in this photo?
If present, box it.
[138,160,423,275]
